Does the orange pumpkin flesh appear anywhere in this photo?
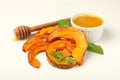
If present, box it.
[23,26,57,68]
[23,26,88,68]
[27,35,49,68]
[22,35,48,52]
[47,27,88,65]
[61,48,72,57]
[34,26,58,36]
[46,40,76,68]
[28,42,49,68]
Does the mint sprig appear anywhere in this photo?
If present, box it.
[88,43,104,54]
[57,19,71,27]
[51,51,76,64]
[51,51,65,62]
[65,57,76,64]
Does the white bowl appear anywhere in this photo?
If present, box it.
[71,13,104,43]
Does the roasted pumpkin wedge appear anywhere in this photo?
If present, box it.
[34,26,58,37]
[22,26,88,69]
[47,27,88,65]
[28,41,49,68]
[25,35,49,68]
[22,35,48,52]
[46,40,76,68]
[23,26,57,52]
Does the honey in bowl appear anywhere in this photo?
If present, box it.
[71,13,104,42]
[73,14,103,28]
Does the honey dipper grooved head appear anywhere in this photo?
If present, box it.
[14,25,31,39]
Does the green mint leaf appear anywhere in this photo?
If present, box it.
[88,43,104,54]
[65,57,76,64]
[51,51,65,62]
[57,19,71,27]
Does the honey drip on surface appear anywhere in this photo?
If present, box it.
[13,38,20,42]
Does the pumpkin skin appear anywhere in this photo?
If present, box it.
[47,27,88,65]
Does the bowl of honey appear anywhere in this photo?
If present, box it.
[71,13,104,42]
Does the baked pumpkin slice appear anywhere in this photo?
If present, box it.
[47,27,88,65]
[23,26,57,68]
[46,40,76,69]
[27,35,49,68]
[22,35,48,52]
[34,26,58,37]
[23,26,57,52]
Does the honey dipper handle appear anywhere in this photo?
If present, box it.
[30,17,70,32]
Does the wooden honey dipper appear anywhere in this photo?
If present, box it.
[14,18,70,40]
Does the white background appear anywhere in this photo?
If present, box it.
[0,0,120,80]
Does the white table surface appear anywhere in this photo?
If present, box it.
[0,0,120,80]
